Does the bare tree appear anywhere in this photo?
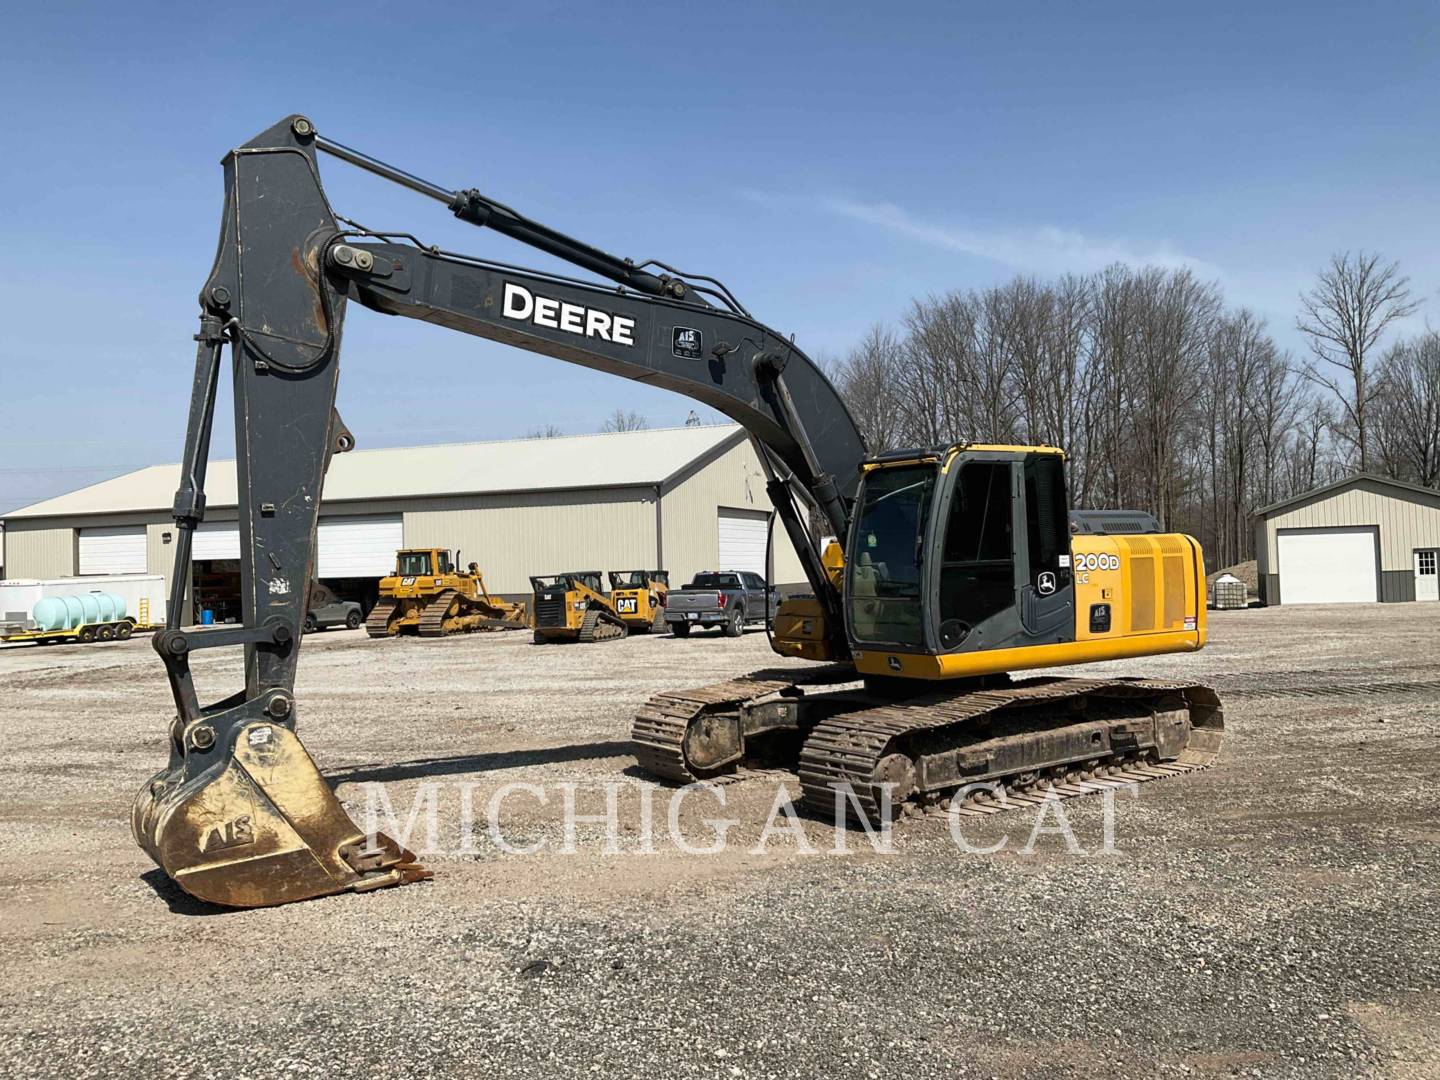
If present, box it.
[525,424,565,439]
[1374,331,1440,486]
[1296,252,1420,471]
[601,409,649,433]
[1248,343,1302,507]
[831,325,906,450]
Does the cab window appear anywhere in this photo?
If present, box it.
[939,462,1014,628]
[847,464,935,646]
[1024,453,1071,591]
[397,552,431,576]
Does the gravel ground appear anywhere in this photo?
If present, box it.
[1,604,1438,1078]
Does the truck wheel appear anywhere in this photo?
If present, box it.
[723,608,744,637]
[671,622,691,638]
[97,624,115,641]
[304,613,318,633]
[116,621,134,640]
[78,627,96,644]
[346,610,362,630]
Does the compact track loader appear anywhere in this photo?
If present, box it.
[134,116,1222,908]
[530,571,627,644]
[608,570,669,633]
[366,548,526,637]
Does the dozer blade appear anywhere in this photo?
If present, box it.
[133,719,429,908]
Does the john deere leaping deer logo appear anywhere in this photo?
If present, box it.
[201,814,254,852]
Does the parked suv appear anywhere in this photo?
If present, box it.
[304,597,363,632]
[665,571,779,637]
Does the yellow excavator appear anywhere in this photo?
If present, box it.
[133,117,1222,908]
[366,547,526,637]
[529,571,628,644]
[607,570,669,633]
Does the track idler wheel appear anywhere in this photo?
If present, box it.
[132,701,429,908]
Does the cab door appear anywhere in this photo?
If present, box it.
[1017,452,1074,642]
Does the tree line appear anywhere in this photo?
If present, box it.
[828,253,1436,570]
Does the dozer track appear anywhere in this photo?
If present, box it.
[364,597,399,638]
[576,607,627,644]
[416,589,528,637]
[417,589,461,637]
[631,671,1223,823]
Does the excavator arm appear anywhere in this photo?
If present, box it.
[134,115,867,907]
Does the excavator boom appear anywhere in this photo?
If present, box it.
[135,116,867,906]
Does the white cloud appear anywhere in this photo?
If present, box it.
[745,188,1219,278]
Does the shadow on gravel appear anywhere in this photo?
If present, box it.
[139,868,231,917]
[329,740,635,786]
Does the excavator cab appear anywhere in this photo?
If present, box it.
[775,445,1206,681]
[607,570,670,633]
[530,572,627,644]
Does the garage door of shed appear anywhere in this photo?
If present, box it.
[187,515,402,577]
[717,508,770,576]
[1277,526,1379,604]
[78,526,146,575]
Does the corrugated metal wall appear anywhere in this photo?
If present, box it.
[402,487,658,595]
[2,521,76,578]
[660,440,806,586]
[1261,479,1440,572]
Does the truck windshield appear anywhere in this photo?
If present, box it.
[396,552,431,576]
[848,464,935,647]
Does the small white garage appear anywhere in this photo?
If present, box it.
[1255,475,1440,605]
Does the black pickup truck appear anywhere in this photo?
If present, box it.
[664,572,779,637]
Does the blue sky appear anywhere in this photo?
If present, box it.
[2,1,1437,513]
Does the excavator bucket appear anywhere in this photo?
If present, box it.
[133,717,429,908]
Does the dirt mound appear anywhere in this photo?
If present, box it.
[1206,559,1258,592]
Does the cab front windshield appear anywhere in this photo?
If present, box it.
[847,464,935,647]
[396,552,433,576]
[610,571,646,589]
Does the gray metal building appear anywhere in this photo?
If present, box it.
[1254,474,1440,605]
[1,426,806,621]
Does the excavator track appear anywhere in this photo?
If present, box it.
[796,677,1222,823]
[631,671,1222,825]
[576,607,627,644]
[630,665,858,783]
[364,597,399,638]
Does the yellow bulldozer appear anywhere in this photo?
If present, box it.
[607,570,669,633]
[530,571,628,644]
[366,548,527,638]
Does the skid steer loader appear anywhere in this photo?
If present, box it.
[529,571,628,644]
[607,570,669,633]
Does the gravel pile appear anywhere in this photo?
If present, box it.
[1,605,1436,1077]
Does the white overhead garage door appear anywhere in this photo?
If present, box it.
[317,515,403,577]
[191,521,241,560]
[717,508,770,576]
[1277,527,1379,604]
[187,516,401,576]
[78,525,147,575]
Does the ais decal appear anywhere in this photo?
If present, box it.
[502,282,635,346]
